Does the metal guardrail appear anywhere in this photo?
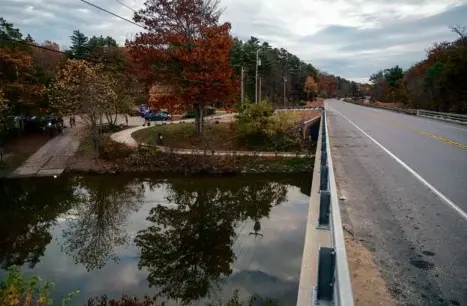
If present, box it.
[417,110,467,125]
[342,99,417,115]
[313,110,354,306]
[275,106,323,111]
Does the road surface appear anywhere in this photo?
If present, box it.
[326,99,467,306]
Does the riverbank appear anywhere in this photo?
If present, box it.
[66,145,315,175]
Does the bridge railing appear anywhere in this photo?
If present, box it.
[417,110,467,125]
[313,109,354,306]
[275,106,323,111]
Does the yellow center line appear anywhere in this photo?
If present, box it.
[360,111,467,151]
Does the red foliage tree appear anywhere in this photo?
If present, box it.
[127,0,238,133]
[318,74,337,98]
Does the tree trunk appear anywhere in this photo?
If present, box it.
[194,103,204,134]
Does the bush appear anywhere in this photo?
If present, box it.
[0,266,79,306]
[183,107,216,119]
[235,101,304,151]
[100,124,123,133]
[100,137,133,160]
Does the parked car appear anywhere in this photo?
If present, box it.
[144,112,171,121]
[159,111,172,120]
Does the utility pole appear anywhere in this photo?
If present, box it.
[283,76,287,105]
[241,66,244,106]
[255,49,261,104]
[259,76,262,102]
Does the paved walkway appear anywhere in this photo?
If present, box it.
[9,127,80,178]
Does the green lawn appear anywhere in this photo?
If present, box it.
[132,123,246,151]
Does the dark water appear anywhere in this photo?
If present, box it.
[0,174,311,305]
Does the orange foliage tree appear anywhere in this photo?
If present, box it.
[127,0,239,133]
[304,76,318,101]
[318,74,337,98]
[0,18,45,115]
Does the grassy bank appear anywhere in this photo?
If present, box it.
[67,138,314,175]
[133,122,245,151]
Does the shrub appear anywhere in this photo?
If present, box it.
[235,101,304,151]
[100,137,133,160]
[183,107,216,119]
[0,266,79,306]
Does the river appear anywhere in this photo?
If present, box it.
[0,173,311,305]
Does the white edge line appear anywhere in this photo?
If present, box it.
[328,105,467,221]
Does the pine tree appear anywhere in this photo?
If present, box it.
[69,30,89,60]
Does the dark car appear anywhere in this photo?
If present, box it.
[144,112,171,121]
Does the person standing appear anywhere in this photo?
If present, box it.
[0,138,4,164]
[157,133,163,146]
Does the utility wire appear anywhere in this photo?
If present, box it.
[79,0,145,29]
[1,37,67,55]
[115,0,138,13]
[0,36,114,65]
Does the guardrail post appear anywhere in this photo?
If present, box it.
[316,247,336,301]
[320,165,329,191]
[318,191,331,228]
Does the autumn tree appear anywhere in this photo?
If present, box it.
[31,41,64,81]
[127,0,238,133]
[0,18,45,115]
[50,60,116,153]
[318,74,337,98]
[304,76,318,101]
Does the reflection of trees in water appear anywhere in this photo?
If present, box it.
[61,176,144,271]
[0,177,79,268]
[135,177,289,305]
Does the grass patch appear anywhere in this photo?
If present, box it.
[132,122,246,151]
[76,135,96,157]
[132,121,315,153]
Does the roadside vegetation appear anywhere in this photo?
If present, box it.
[368,26,467,113]
[0,266,79,306]
[1,267,277,306]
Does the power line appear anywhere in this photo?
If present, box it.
[115,0,138,13]
[0,36,115,65]
[1,37,67,55]
[79,0,145,29]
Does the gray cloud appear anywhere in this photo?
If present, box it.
[296,4,467,79]
[2,0,466,81]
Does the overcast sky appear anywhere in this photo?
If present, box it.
[3,0,467,82]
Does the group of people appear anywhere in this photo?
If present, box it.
[69,116,77,128]
[46,117,64,137]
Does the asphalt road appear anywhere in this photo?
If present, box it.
[325,99,467,306]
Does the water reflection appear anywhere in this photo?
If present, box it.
[0,177,79,268]
[60,176,145,271]
[0,174,310,305]
[135,178,289,304]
